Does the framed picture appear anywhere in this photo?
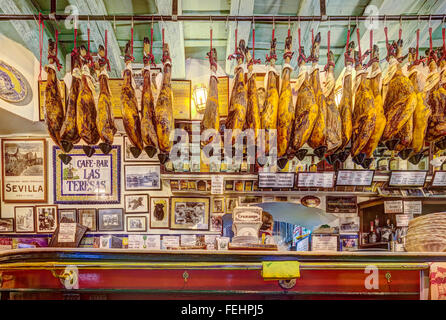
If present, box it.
[35,205,58,233]
[2,139,47,203]
[210,214,223,233]
[226,197,238,213]
[124,194,149,214]
[98,208,124,231]
[123,136,159,162]
[0,218,14,233]
[58,209,77,223]
[124,165,161,191]
[212,197,225,213]
[150,197,170,229]
[14,206,35,233]
[53,145,121,204]
[239,196,262,205]
[170,197,210,231]
[172,80,192,120]
[78,209,97,231]
[126,216,147,232]
[170,180,179,191]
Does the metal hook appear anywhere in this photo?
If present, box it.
[417,15,420,28]
[328,16,330,30]
[298,15,301,29]
[131,16,134,29]
[113,16,116,31]
[151,15,154,27]
[288,16,291,31]
[252,16,255,30]
[348,16,351,30]
[225,15,229,30]
[210,15,212,30]
[273,16,275,30]
[429,15,432,28]
[399,15,402,29]
[87,15,90,29]
[384,15,386,28]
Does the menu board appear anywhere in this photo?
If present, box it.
[258,173,295,188]
[38,80,66,121]
[336,170,374,186]
[326,196,357,213]
[403,201,422,214]
[172,80,191,120]
[384,200,403,214]
[389,171,427,187]
[217,76,229,117]
[431,171,446,187]
[297,172,335,188]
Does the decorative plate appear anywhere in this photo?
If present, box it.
[0,60,28,103]
[300,195,321,208]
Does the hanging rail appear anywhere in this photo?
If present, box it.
[0,14,444,22]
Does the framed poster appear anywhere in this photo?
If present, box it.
[14,206,35,233]
[126,216,147,232]
[53,145,121,204]
[98,208,124,232]
[38,80,66,121]
[78,208,97,231]
[170,197,210,231]
[58,209,77,223]
[35,205,58,233]
[150,197,170,229]
[124,194,149,214]
[123,136,159,162]
[124,165,161,191]
[0,218,14,233]
[2,139,47,203]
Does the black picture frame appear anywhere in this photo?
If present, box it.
[98,208,124,232]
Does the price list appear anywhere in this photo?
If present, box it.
[432,171,446,187]
[336,170,374,186]
[389,171,427,187]
[297,172,335,188]
[258,173,295,188]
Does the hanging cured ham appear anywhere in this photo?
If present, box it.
[337,40,355,162]
[76,45,100,157]
[155,42,175,164]
[60,48,81,162]
[244,48,261,141]
[121,41,143,158]
[288,43,318,161]
[141,37,159,157]
[225,40,248,146]
[44,39,64,150]
[277,35,295,168]
[307,32,328,159]
[95,44,117,155]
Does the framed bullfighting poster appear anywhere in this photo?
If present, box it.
[170,197,210,231]
[53,145,121,204]
[2,139,47,203]
[150,197,170,229]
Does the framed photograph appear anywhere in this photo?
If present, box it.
[0,218,14,233]
[210,214,223,233]
[14,206,35,233]
[197,180,207,191]
[170,180,179,191]
[98,208,124,231]
[53,145,121,204]
[58,209,77,223]
[170,197,210,231]
[226,197,238,213]
[126,216,147,232]
[239,196,262,205]
[150,197,170,229]
[2,139,47,203]
[244,181,253,191]
[123,136,159,162]
[35,205,58,233]
[78,209,97,231]
[124,165,161,191]
[188,180,197,191]
[124,194,149,214]
[212,197,225,213]
[179,180,188,190]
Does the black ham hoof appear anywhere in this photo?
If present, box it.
[352,153,366,165]
[408,153,424,165]
[277,157,288,170]
[99,143,113,155]
[314,146,327,159]
[361,158,373,169]
[158,153,169,164]
[61,140,73,153]
[435,137,446,150]
[398,149,413,160]
[257,156,267,167]
[130,146,142,159]
[144,146,157,158]
[338,150,350,163]
[232,147,236,158]
[296,149,308,161]
[58,154,72,165]
[325,153,338,165]
[83,146,95,157]
[385,139,400,151]
[378,141,386,148]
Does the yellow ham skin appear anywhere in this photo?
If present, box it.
[246,74,261,140]
[261,70,279,154]
[141,69,159,149]
[77,75,100,146]
[97,74,117,145]
[45,68,65,148]
[308,69,327,150]
[201,73,220,145]
[155,63,174,153]
[339,72,353,150]
[324,75,342,154]
[121,69,143,151]
[225,66,248,145]
[277,66,295,157]
[60,75,81,145]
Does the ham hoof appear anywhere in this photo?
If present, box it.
[58,154,72,165]
[277,157,288,169]
[398,149,413,160]
[384,139,400,151]
[325,153,338,165]
[130,146,142,159]
[352,153,366,165]
[61,140,74,153]
[257,156,267,167]
[295,149,308,161]
[83,146,95,157]
[158,153,169,164]
[338,150,350,163]
[408,153,424,165]
[361,158,373,169]
[144,146,157,158]
[314,146,327,159]
[99,143,112,155]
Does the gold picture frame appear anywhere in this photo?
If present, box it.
[170,197,210,231]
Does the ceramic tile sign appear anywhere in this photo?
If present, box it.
[384,200,403,214]
[403,201,422,215]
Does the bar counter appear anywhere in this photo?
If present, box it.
[0,248,444,300]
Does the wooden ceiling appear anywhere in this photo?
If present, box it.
[1,0,445,79]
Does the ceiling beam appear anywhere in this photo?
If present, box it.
[224,0,255,75]
[68,0,124,77]
[155,0,186,79]
[0,0,66,73]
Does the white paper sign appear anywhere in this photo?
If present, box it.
[396,214,412,227]
[336,170,374,186]
[384,200,403,213]
[404,201,422,214]
[204,235,220,250]
[146,235,161,250]
[432,171,446,187]
[57,223,76,243]
[389,171,427,187]
[311,235,338,251]
[211,175,224,195]
[298,172,335,188]
[162,236,180,249]
[258,173,295,188]
[181,235,197,247]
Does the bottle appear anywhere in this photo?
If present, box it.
[389,152,399,171]
[309,157,318,172]
[377,157,388,171]
[368,221,377,244]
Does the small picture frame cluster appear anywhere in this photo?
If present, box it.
[13,205,58,233]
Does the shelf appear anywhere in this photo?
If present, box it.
[171,190,380,197]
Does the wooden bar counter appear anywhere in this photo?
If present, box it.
[0,248,443,300]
